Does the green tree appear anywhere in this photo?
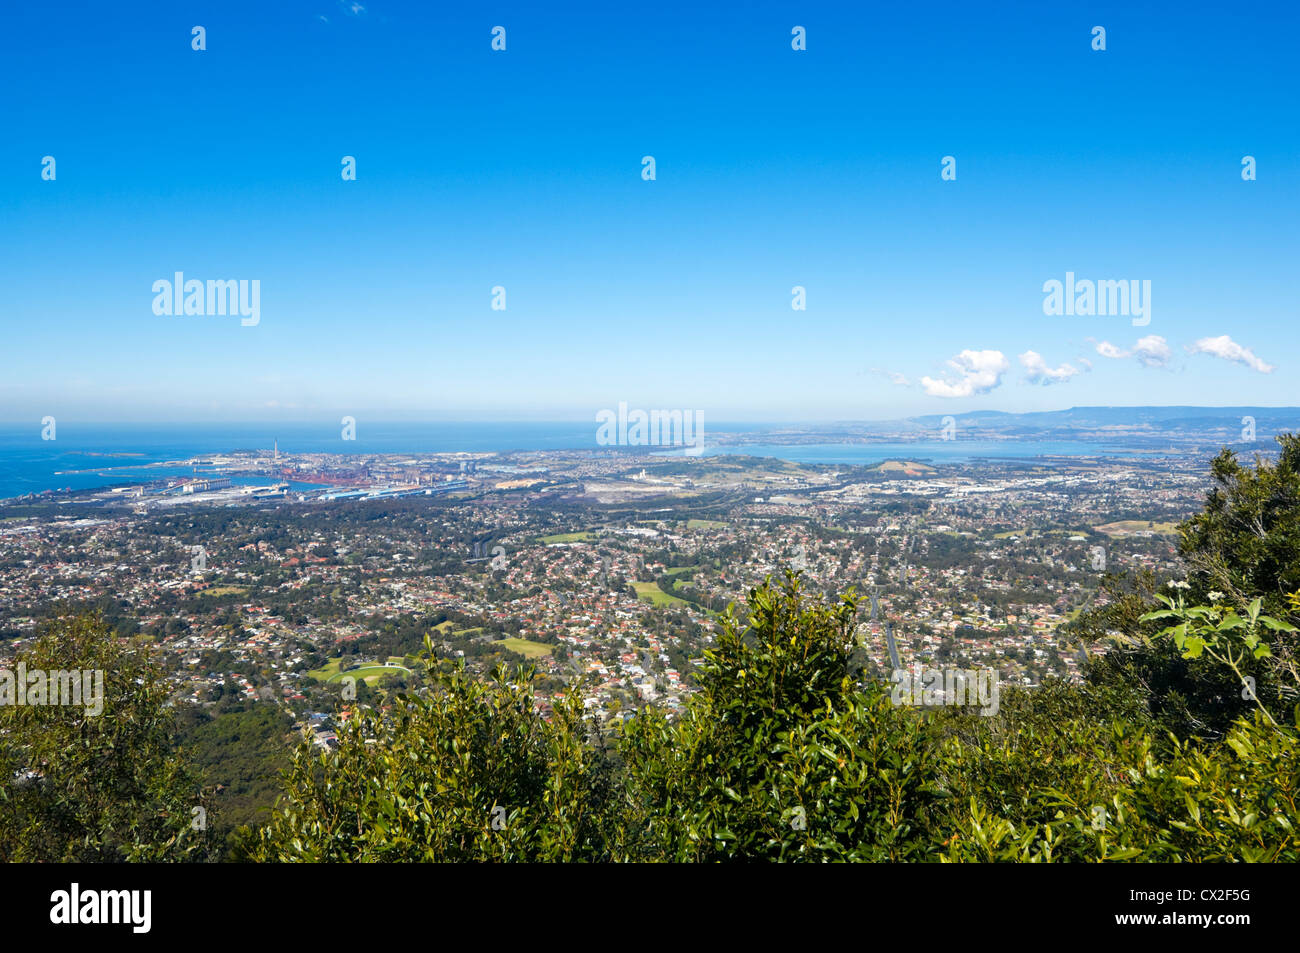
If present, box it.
[617,574,944,861]
[1074,436,1300,736]
[1180,435,1300,613]
[0,612,215,862]
[254,651,618,861]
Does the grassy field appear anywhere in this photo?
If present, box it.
[994,528,1094,539]
[686,519,727,530]
[307,657,413,684]
[541,531,595,544]
[200,585,248,597]
[328,664,411,685]
[1093,520,1180,537]
[874,460,936,474]
[493,637,553,658]
[632,581,689,607]
[306,657,344,681]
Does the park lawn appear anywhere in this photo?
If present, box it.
[307,657,412,683]
[994,528,1093,539]
[327,664,412,685]
[542,531,595,544]
[875,460,936,474]
[493,637,553,659]
[1093,520,1179,537]
[632,581,689,607]
[686,519,726,530]
[306,657,343,681]
[200,585,249,597]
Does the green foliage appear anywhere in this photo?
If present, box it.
[937,711,1299,862]
[1074,437,1300,736]
[1180,435,1300,612]
[253,652,618,861]
[935,582,1300,862]
[617,574,944,860]
[933,678,1150,836]
[0,612,216,862]
[1140,592,1296,727]
[177,704,295,841]
[252,576,1300,862]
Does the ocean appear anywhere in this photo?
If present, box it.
[0,423,1182,500]
[0,422,607,499]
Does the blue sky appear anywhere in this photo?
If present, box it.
[2,0,1297,424]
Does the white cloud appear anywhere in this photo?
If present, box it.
[1093,339,1130,359]
[921,349,1008,398]
[1019,351,1080,385]
[1188,335,1275,373]
[1134,335,1172,368]
[1091,335,1173,368]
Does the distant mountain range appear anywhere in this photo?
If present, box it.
[714,406,1300,450]
[907,406,1300,434]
